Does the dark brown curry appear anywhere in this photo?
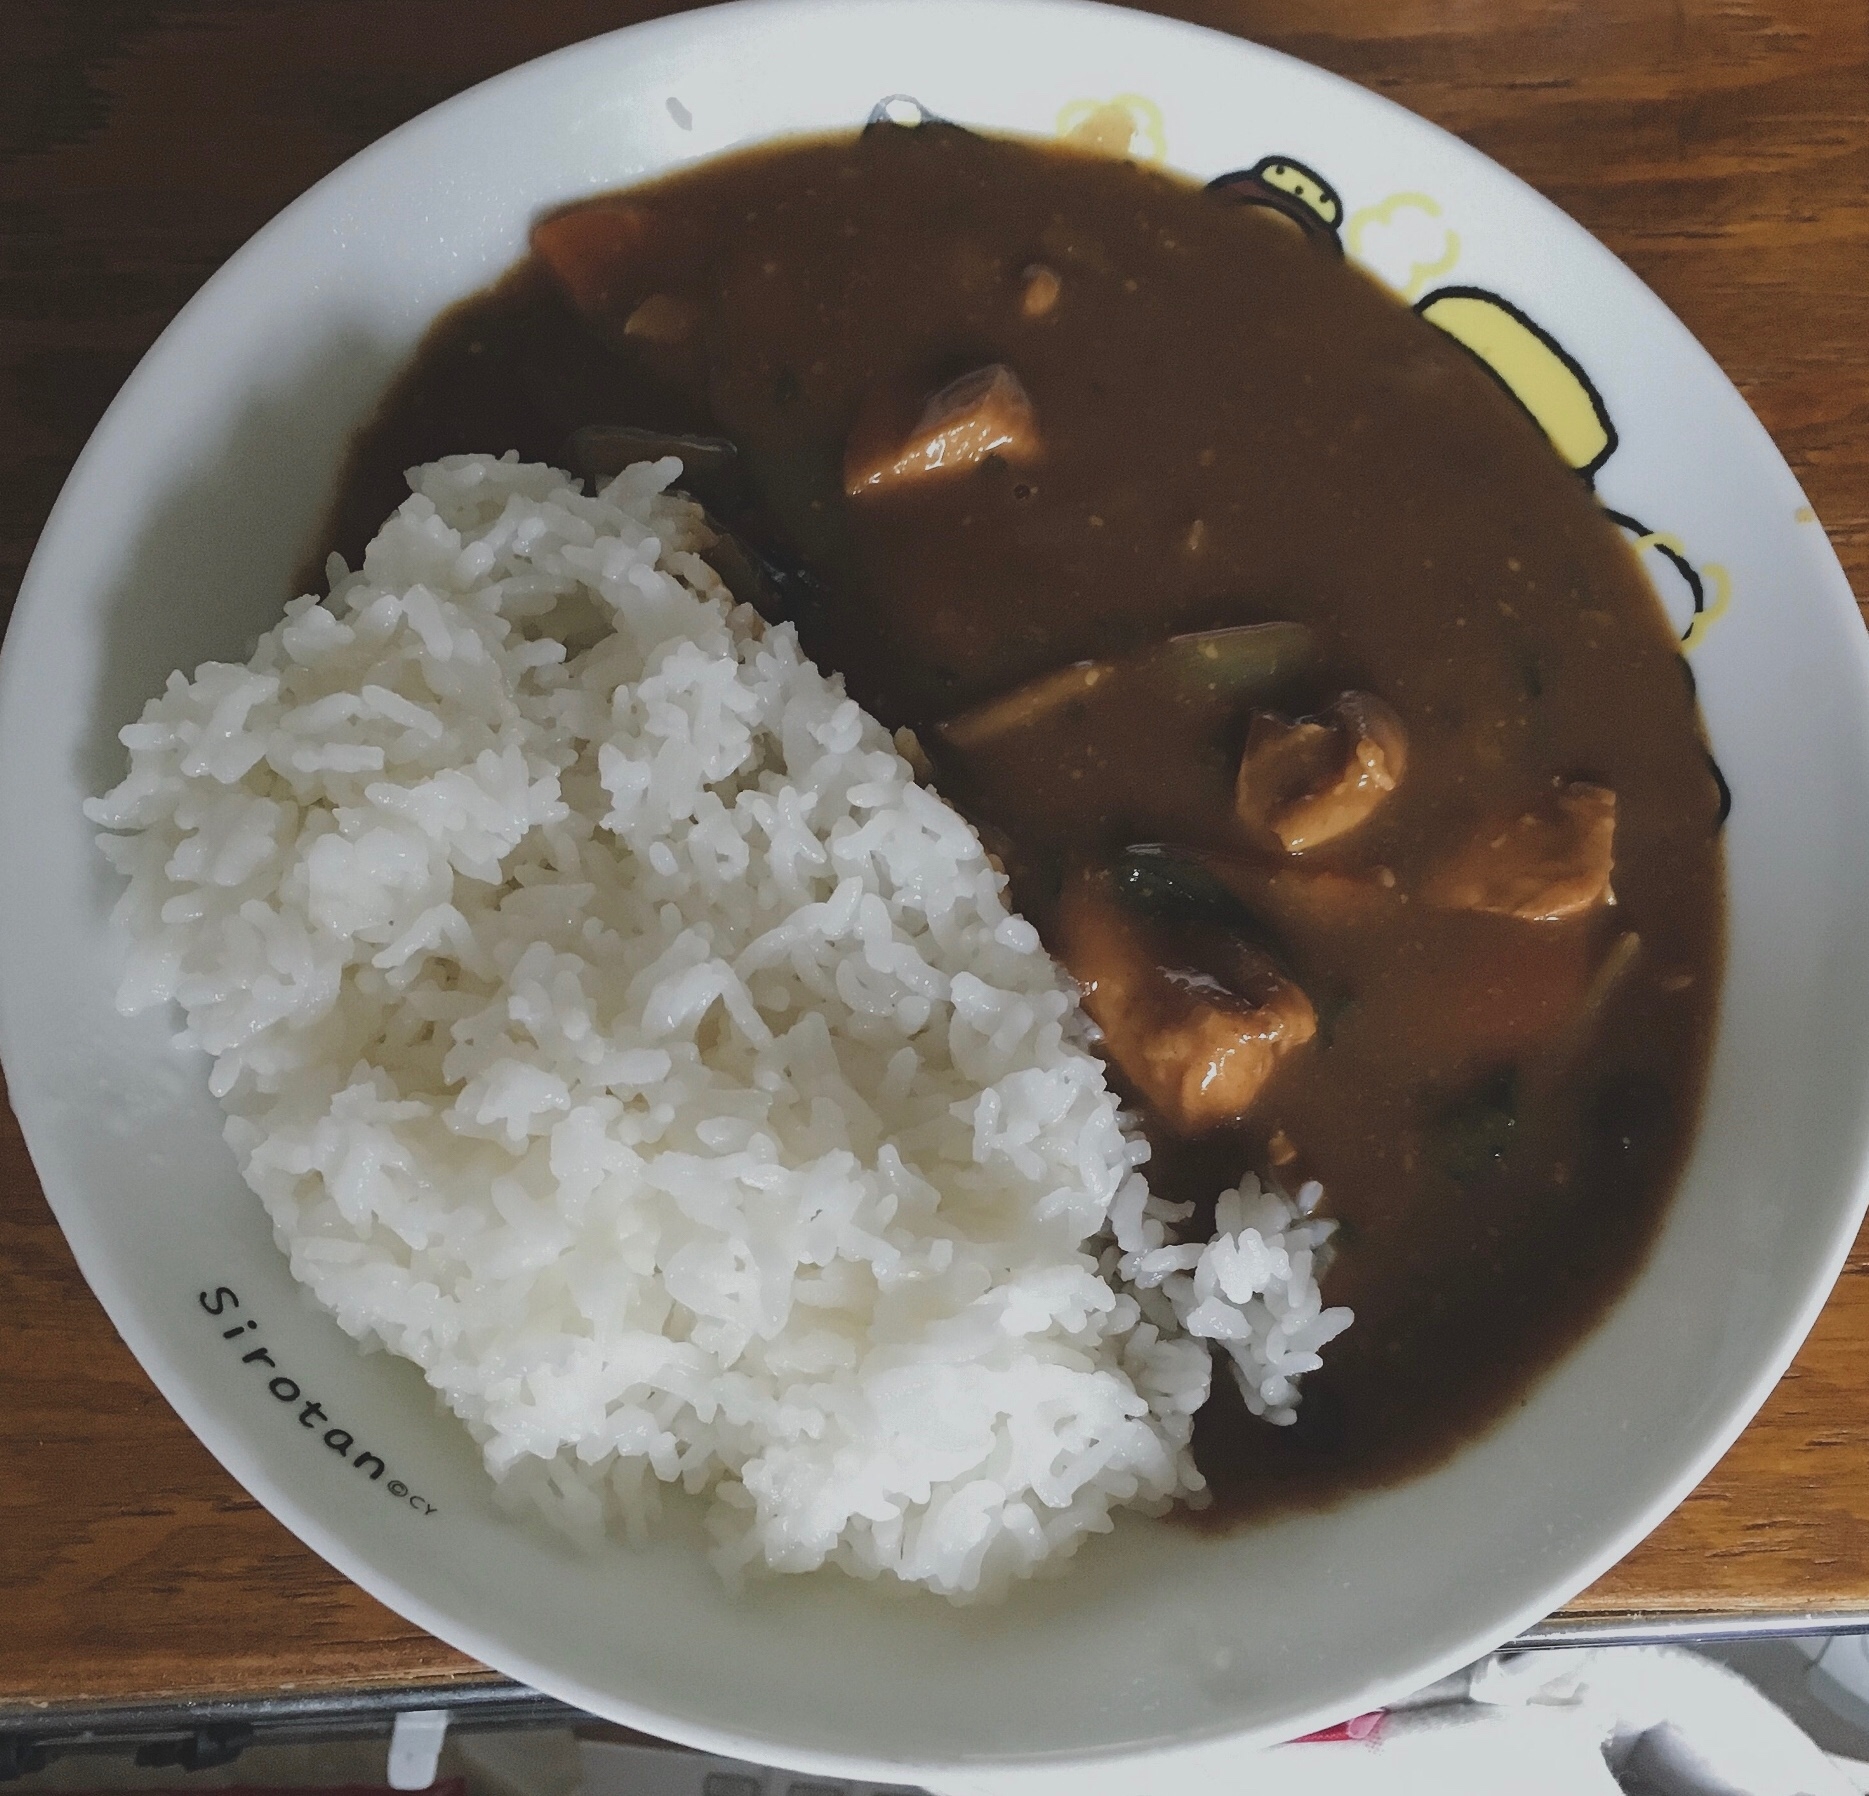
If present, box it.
[314,122,1725,1519]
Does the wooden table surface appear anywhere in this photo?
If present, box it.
[3,0,1866,1713]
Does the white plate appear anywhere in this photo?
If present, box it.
[4,0,1868,1781]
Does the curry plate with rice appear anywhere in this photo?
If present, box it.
[79,112,1727,1595]
[13,0,1869,1770]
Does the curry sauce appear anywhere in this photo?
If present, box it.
[315,123,1724,1518]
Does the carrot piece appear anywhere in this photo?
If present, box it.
[530,199,662,320]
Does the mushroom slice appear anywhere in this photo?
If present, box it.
[567,426,745,513]
[1055,870,1316,1135]
[1425,782,1617,921]
[844,364,1042,496]
[1235,691,1408,853]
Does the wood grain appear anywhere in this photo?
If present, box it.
[2,0,1865,1708]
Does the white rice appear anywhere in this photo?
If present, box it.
[86,452,1349,1599]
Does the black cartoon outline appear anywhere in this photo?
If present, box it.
[1205,156,1345,254]
[1414,284,1619,485]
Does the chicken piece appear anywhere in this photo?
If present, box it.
[1055,872,1316,1134]
[1238,868,1389,1046]
[1235,692,1408,853]
[843,365,1042,496]
[1426,783,1617,921]
[1206,860,1394,937]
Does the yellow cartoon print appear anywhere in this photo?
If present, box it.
[1055,94,1168,163]
[860,97,1734,692]
[1608,517,1733,658]
[1205,156,1344,252]
[1255,158,1341,228]
[1409,280,1728,668]
[1416,288,1616,481]
[1203,141,1734,814]
[1344,193,1461,300]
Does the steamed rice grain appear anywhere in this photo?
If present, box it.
[85,452,1347,1598]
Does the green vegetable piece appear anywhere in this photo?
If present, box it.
[1107,844,1245,926]
[1433,1068,1519,1186]
[1104,846,1286,970]
[1140,621,1316,703]
[934,620,1313,757]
